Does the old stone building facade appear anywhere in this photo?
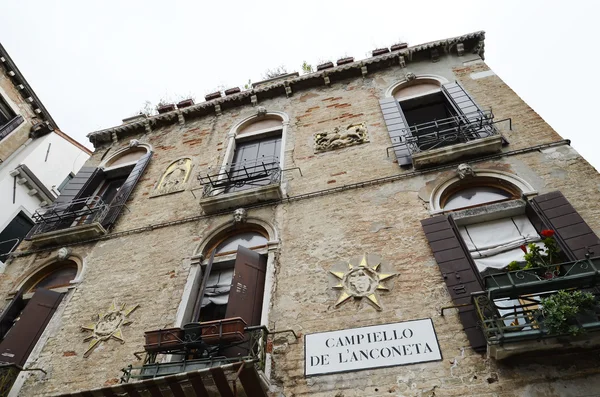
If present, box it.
[2,31,600,396]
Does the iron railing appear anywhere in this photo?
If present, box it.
[386,109,507,156]
[121,325,269,382]
[29,196,109,236]
[0,238,20,263]
[474,257,600,345]
[0,116,24,142]
[198,156,281,198]
[473,291,600,345]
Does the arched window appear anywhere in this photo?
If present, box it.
[23,260,78,293]
[192,226,268,326]
[227,116,283,193]
[440,177,521,211]
[382,76,496,168]
[0,261,77,367]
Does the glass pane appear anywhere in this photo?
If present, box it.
[215,232,267,254]
[32,266,77,291]
[444,186,512,210]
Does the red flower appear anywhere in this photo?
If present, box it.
[520,244,528,253]
[540,229,555,238]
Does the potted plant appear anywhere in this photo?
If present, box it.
[484,230,561,290]
[540,290,596,336]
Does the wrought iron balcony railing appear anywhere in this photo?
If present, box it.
[473,257,600,345]
[198,156,281,198]
[387,109,508,155]
[121,322,270,382]
[29,196,109,236]
[0,116,24,142]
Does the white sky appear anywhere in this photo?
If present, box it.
[1,0,599,170]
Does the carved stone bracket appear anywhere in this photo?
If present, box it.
[233,208,248,224]
[256,106,267,118]
[456,163,475,179]
[314,122,369,153]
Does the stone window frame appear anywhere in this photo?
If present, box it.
[215,111,290,193]
[5,251,85,396]
[384,74,449,102]
[429,169,537,214]
[174,218,280,377]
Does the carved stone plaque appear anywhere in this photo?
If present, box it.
[314,122,369,153]
[152,158,193,197]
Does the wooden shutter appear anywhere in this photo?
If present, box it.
[530,191,600,260]
[0,289,25,340]
[379,98,412,167]
[441,81,493,139]
[421,215,487,352]
[0,288,63,366]
[225,246,267,326]
[101,151,153,229]
[55,167,105,205]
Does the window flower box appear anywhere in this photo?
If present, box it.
[182,317,247,346]
[144,328,184,353]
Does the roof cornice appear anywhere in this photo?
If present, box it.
[88,31,485,147]
[0,42,59,130]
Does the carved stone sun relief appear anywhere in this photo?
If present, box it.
[330,254,395,311]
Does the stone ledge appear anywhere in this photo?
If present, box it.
[488,331,600,360]
[30,222,107,247]
[199,184,282,214]
[412,135,503,169]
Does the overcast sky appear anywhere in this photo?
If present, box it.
[1,0,598,170]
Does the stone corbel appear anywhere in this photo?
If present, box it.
[431,48,440,63]
[214,104,222,117]
[457,43,465,56]
[144,120,152,135]
[361,65,368,78]
[251,94,258,106]
[398,55,406,68]
[177,110,185,126]
[323,74,331,85]
[284,81,292,97]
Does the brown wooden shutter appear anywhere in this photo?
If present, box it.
[225,246,267,326]
[0,289,25,340]
[0,288,63,366]
[421,215,487,352]
[101,151,153,230]
[530,191,600,260]
[379,97,412,167]
[55,167,104,205]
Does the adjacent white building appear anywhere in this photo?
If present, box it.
[0,42,91,266]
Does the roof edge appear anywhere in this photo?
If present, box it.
[0,42,59,130]
[87,30,485,146]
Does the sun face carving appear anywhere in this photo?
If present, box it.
[81,301,139,358]
[330,254,395,311]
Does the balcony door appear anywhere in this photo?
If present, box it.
[227,133,281,193]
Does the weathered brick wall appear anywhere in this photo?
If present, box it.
[4,52,600,397]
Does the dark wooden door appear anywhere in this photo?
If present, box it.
[0,288,63,366]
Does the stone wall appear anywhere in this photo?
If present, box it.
[4,51,600,397]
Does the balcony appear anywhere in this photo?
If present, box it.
[388,110,507,169]
[198,156,282,214]
[118,318,297,397]
[0,115,24,142]
[28,196,108,247]
[473,257,600,359]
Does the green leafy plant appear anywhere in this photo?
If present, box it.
[507,229,560,272]
[506,261,520,271]
[541,290,595,336]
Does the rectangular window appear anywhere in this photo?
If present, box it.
[0,95,15,127]
[0,212,34,262]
